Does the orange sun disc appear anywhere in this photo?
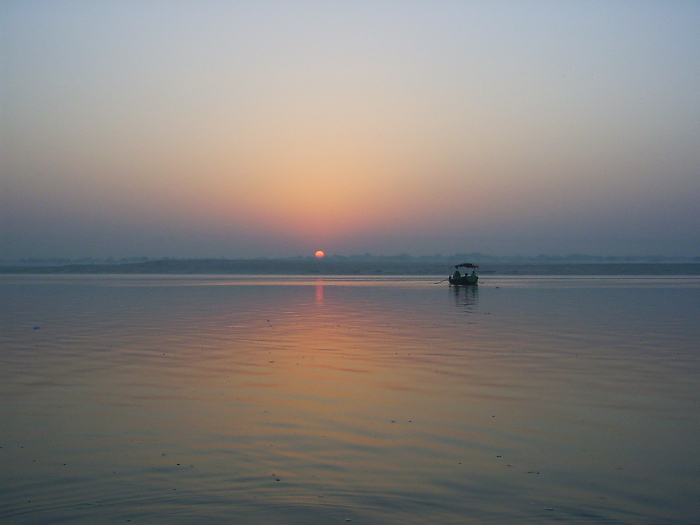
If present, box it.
[315,250,325,259]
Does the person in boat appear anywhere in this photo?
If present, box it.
[452,269,461,280]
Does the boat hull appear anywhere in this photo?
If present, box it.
[448,275,478,285]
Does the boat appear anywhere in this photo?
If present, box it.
[448,263,479,285]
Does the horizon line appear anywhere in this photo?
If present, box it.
[2,252,699,265]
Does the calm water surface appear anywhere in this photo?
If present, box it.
[1,275,699,524]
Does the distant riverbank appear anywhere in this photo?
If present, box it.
[1,259,699,276]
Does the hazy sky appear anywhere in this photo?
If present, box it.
[2,1,699,259]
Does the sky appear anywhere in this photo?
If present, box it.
[2,0,699,259]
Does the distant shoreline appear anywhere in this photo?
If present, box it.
[1,259,699,276]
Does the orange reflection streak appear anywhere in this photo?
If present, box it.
[315,279,324,306]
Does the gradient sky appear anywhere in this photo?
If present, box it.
[2,1,699,259]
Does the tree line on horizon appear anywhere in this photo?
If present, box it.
[2,253,698,267]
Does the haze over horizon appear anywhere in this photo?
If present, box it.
[2,1,699,260]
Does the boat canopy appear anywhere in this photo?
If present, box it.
[454,263,478,269]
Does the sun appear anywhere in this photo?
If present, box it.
[315,250,325,259]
